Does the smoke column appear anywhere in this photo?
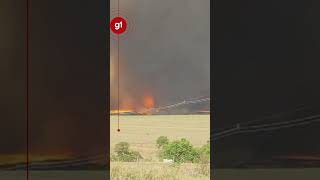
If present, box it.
[110,0,210,111]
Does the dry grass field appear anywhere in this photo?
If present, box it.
[110,115,210,179]
[111,162,209,180]
[110,115,210,160]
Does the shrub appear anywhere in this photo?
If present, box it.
[114,142,130,155]
[113,142,143,162]
[197,141,210,163]
[160,138,199,163]
[157,137,210,164]
[156,136,169,148]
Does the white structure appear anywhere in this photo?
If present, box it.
[163,159,174,164]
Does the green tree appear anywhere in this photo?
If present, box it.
[113,142,143,162]
[160,138,199,163]
[156,136,169,148]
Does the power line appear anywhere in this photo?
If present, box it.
[143,97,210,113]
[212,114,320,141]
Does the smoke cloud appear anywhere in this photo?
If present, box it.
[110,0,210,110]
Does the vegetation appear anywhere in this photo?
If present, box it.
[158,137,210,164]
[156,136,169,148]
[196,141,210,163]
[111,162,209,180]
[112,142,143,162]
[110,115,210,179]
[159,138,197,163]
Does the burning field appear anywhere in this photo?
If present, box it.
[110,51,209,115]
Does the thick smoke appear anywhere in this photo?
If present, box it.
[110,0,210,110]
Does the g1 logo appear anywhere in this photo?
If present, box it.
[110,17,127,35]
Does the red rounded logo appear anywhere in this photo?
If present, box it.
[110,17,127,35]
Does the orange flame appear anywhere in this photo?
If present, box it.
[143,95,155,109]
[110,109,135,115]
[110,95,156,115]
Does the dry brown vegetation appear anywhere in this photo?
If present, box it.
[111,162,210,180]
